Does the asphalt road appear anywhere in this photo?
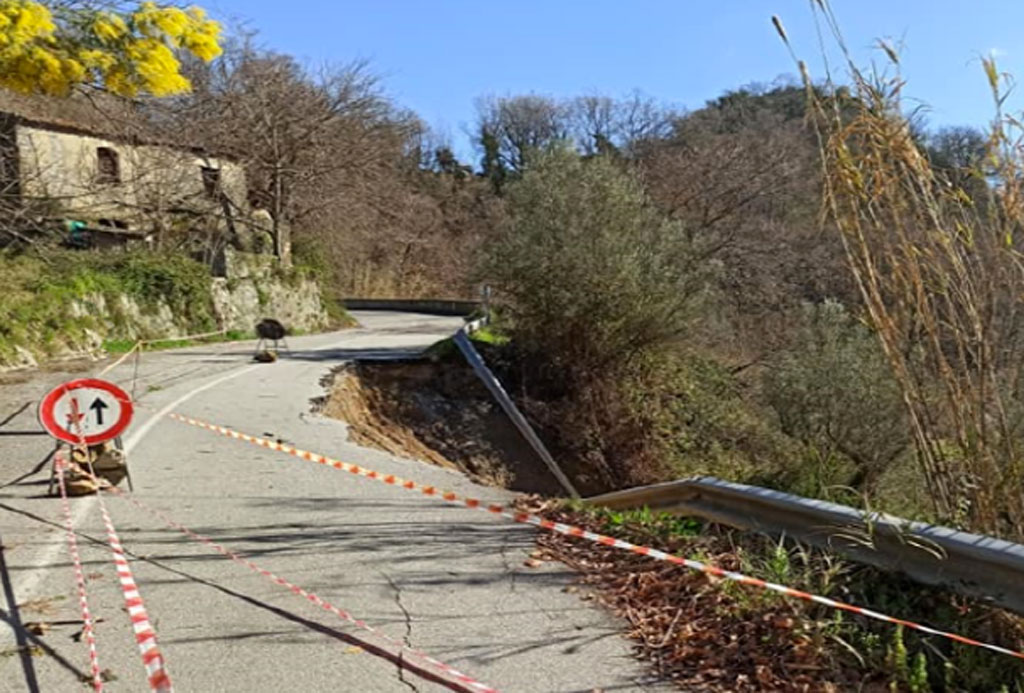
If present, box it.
[0,312,662,692]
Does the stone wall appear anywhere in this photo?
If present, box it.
[211,248,328,333]
[0,261,328,371]
[211,274,327,335]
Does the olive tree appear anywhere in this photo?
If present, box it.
[483,146,708,383]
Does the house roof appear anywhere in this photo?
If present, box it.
[0,88,237,161]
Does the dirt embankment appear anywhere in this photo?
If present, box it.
[315,359,1024,691]
[317,359,565,495]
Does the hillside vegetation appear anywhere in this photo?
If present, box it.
[462,66,1024,547]
[0,252,216,365]
[3,5,1019,542]
[2,3,1023,689]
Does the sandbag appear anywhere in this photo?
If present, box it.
[61,442,126,495]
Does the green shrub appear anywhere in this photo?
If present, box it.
[477,147,715,489]
[482,146,710,385]
[0,250,217,362]
[762,301,909,498]
[292,236,330,279]
[645,352,801,484]
[99,252,215,329]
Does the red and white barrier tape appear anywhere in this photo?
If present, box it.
[95,491,173,692]
[169,413,1024,663]
[54,453,103,692]
[103,484,497,693]
[67,400,173,691]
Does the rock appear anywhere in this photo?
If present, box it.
[82,328,104,353]
[10,346,38,370]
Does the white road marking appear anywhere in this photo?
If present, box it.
[122,364,260,454]
[2,320,447,644]
[0,363,260,644]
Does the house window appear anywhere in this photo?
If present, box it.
[201,166,221,197]
[96,147,120,184]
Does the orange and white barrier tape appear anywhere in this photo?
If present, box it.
[96,341,143,377]
[142,328,228,346]
[170,413,1024,663]
[103,484,497,693]
[54,453,103,691]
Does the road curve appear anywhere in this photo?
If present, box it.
[0,311,661,692]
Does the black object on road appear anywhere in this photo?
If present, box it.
[254,318,289,357]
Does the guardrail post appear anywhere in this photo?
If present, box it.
[453,329,580,499]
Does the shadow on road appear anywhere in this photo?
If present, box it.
[157,344,433,364]
[144,555,478,693]
[0,501,487,692]
[1,535,47,692]
[0,491,626,691]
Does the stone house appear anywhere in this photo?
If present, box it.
[0,90,284,268]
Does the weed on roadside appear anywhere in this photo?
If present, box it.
[522,500,1024,691]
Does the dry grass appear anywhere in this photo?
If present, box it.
[775,3,1024,539]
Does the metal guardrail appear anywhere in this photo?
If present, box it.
[454,320,580,499]
[345,298,1024,612]
[341,298,481,317]
[588,476,1024,614]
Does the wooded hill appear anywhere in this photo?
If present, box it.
[2,32,1015,545]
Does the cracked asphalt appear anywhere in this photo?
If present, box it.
[0,311,665,692]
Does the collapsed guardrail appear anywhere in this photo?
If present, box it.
[587,476,1024,615]
[346,300,1024,615]
[453,326,579,499]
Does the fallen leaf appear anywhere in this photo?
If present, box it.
[25,622,50,636]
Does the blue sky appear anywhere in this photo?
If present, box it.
[204,1,1024,161]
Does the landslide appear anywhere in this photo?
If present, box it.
[317,358,563,495]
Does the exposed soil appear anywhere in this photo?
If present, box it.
[315,357,1024,690]
[316,359,565,495]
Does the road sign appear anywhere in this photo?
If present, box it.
[38,378,134,445]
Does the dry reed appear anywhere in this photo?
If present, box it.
[776,2,1024,538]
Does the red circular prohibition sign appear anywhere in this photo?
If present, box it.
[38,378,134,445]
